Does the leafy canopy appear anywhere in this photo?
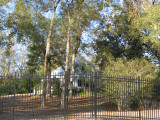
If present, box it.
[103,58,157,78]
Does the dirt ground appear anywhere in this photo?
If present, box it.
[0,94,160,120]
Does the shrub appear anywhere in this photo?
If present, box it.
[102,58,157,111]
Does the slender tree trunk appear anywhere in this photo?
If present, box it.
[61,0,71,109]
[65,4,71,72]
[42,0,60,107]
[47,59,51,97]
[42,12,55,106]
[68,34,81,100]
[68,49,75,100]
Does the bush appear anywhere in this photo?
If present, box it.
[0,80,14,95]
[0,74,43,95]
[103,58,157,78]
[102,58,157,111]
[151,78,160,101]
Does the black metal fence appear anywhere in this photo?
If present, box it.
[0,72,160,120]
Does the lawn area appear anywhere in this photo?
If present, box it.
[0,94,160,120]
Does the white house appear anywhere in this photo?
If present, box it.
[51,67,83,91]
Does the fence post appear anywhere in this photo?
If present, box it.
[91,72,94,118]
[94,72,97,119]
[64,71,69,120]
[13,72,16,120]
[138,76,141,120]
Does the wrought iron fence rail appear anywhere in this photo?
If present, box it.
[0,72,160,120]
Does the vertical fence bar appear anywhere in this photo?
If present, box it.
[64,72,67,120]
[91,72,94,118]
[94,72,97,119]
[64,71,69,120]
[138,76,141,120]
[13,72,16,120]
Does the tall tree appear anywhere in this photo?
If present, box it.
[94,0,160,69]
[0,0,12,48]
[43,0,61,107]
[61,0,71,109]
[5,0,63,106]
[0,0,17,74]
[68,0,100,100]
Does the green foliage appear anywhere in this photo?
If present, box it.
[0,79,14,95]
[0,0,11,7]
[135,4,160,58]
[102,58,157,111]
[94,0,160,71]
[93,3,160,111]
[103,58,157,79]
[0,74,43,95]
[49,78,61,96]
[104,75,156,111]
[105,78,134,110]
[0,0,12,48]
[1,0,160,105]
[5,0,65,73]
[151,78,160,101]
[93,39,124,69]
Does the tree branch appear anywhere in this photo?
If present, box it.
[45,0,61,12]
[54,0,61,10]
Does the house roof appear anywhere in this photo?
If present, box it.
[51,67,64,75]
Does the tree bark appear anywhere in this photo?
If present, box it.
[65,2,71,72]
[68,34,81,101]
[47,58,51,97]
[61,0,71,109]
[42,0,60,107]
[68,48,75,100]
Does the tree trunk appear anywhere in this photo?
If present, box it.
[68,34,81,100]
[118,103,122,111]
[42,53,48,107]
[42,0,60,107]
[47,59,51,97]
[61,0,71,109]
[68,49,75,100]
